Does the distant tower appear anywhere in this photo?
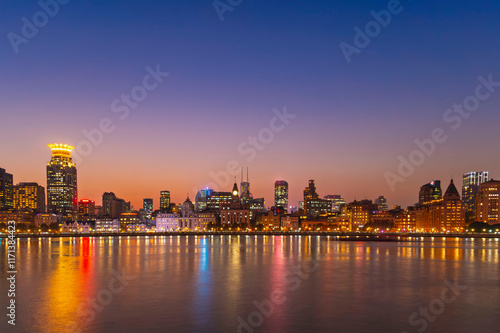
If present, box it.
[274,180,289,211]
[143,198,153,218]
[462,172,489,222]
[160,191,171,212]
[46,144,78,220]
[231,182,240,202]
[240,167,250,197]
[240,167,251,204]
[0,168,14,211]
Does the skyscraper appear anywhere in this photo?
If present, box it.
[462,171,489,222]
[160,191,171,212]
[102,192,116,216]
[419,181,442,204]
[475,179,500,225]
[102,192,129,219]
[14,182,45,212]
[46,144,78,220]
[143,198,153,218]
[240,167,250,200]
[0,168,14,211]
[274,180,289,210]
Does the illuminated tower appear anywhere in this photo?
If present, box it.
[46,144,78,220]
[475,179,500,225]
[274,180,289,210]
[0,168,14,211]
[462,171,489,222]
[160,191,171,212]
[143,198,153,218]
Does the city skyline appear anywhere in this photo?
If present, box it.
[0,143,496,212]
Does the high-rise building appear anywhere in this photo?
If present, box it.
[160,191,171,212]
[0,168,14,211]
[374,196,389,212]
[143,198,153,218]
[475,179,500,225]
[102,192,129,219]
[102,192,117,216]
[14,182,45,212]
[240,167,251,204]
[462,172,489,221]
[274,180,288,210]
[46,144,78,220]
[419,181,442,204]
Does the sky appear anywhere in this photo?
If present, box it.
[1,0,499,210]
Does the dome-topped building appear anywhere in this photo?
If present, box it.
[180,195,195,217]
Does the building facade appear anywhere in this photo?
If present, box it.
[415,179,465,232]
[79,199,96,217]
[34,213,58,227]
[303,180,331,216]
[374,196,389,212]
[463,172,489,221]
[156,196,216,231]
[324,195,346,213]
[0,168,14,211]
[14,182,45,212]
[95,218,120,233]
[475,179,500,225]
[61,221,90,233]
[220,183,250,226]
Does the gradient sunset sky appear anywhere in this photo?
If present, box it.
[1,0,499,210]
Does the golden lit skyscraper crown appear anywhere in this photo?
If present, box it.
[47,143,75,158]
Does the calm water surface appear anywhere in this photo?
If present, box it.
[1,235,499,333]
